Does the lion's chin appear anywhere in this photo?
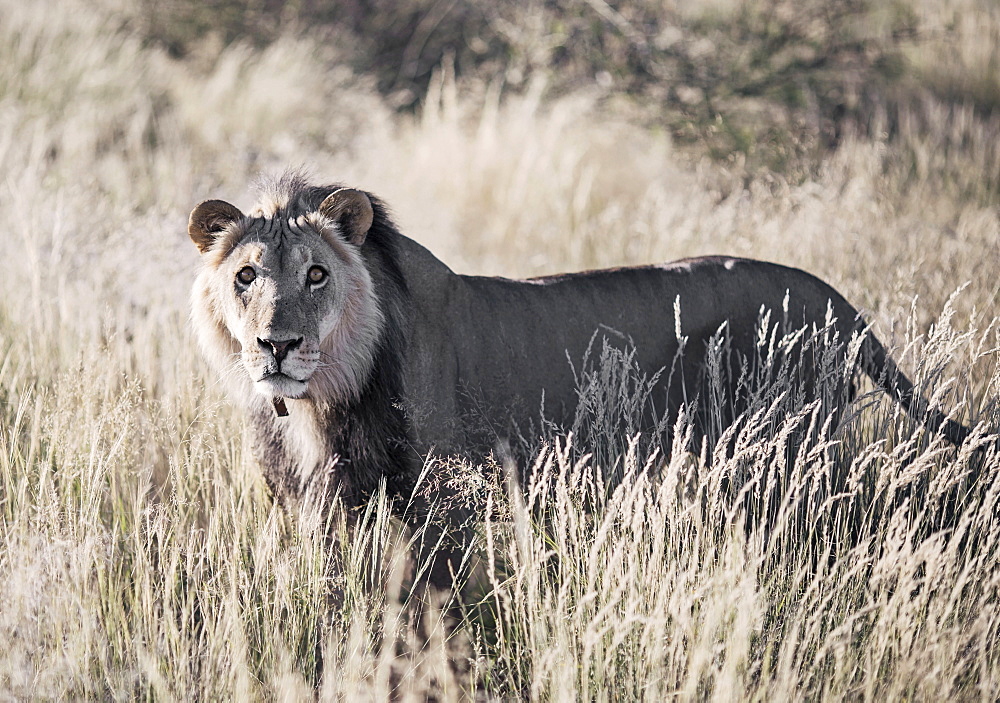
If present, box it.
[254,373,309,400]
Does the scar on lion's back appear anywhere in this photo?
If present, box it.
[658,255,744,273]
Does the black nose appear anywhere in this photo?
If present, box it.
[258,337,303,364]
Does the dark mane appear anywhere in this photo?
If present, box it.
[319,187,417,506]
[243,172,418,508]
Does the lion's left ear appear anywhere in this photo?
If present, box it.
[319,188,374,246]
[188,199,244,253]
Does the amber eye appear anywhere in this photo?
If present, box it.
[236,266,256,285]
[307,265,327,284]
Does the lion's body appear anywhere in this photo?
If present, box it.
[188,174,970,588]
[399,238,859,454]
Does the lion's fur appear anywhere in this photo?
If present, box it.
[189,173,971,585]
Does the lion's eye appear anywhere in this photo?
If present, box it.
[307,265,327,284]
[237,266,256,285]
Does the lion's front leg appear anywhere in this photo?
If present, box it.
[404,484,479,605]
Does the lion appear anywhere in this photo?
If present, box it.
[188,172,971,588]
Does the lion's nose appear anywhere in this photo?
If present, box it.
[259,337,303,364]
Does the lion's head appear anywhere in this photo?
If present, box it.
[188,175,384,411]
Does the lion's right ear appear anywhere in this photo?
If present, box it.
[188,199,244,253]
[319,188,374,246]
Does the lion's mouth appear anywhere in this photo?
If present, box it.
[259,370,305,384]
[254,370,309,401]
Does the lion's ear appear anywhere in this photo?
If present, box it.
[188,199,244,253]
[319,188,374,246]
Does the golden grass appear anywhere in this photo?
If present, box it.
[1,0,998,699]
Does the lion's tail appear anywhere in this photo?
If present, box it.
[858,329,971,447]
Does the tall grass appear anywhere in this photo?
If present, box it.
[1,0,998,699]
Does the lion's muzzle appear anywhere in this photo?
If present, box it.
[258,336,303,369]
[246,334,316,401]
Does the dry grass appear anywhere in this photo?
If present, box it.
[1,0,999,699]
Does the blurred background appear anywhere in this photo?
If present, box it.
[5,0,1000,279]
[2,0,998,330]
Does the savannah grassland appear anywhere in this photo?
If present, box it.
[1,0,1000,699]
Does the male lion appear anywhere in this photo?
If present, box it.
[188,173,970,588]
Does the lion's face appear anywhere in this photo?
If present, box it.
[215,225,345,399]
[189,188,383,406]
